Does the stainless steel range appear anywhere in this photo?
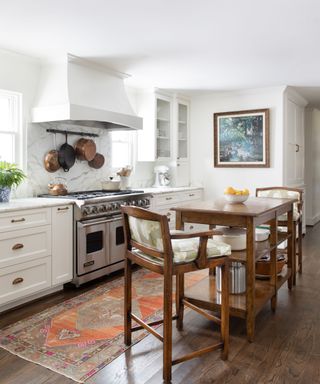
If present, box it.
[40,190,151,286]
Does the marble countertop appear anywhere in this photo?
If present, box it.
[0,187,203,213]
[0,198,74,213]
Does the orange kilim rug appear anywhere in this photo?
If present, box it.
[0,269,207,382]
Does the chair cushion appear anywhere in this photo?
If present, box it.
[257,189,300,220]
[132,238,231,265]
[278,211,300,221]
[129,216,163,251]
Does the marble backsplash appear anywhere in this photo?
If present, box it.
[13,122,152,198]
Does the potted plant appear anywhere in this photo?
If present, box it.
[0,161,26,202]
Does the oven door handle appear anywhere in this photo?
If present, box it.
[78,216,122,228]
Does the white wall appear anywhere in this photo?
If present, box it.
[305,107,320,225]
[189,87,285,199]
[0,49,40,196]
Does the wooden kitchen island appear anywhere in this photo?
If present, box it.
[172,197,297,342]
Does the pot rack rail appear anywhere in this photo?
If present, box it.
[46,128,99,138]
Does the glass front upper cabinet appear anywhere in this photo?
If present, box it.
[156,97,172,159]
[177,102,188,160]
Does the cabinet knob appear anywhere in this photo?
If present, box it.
[12,243,24,251]
[12,277,24,285]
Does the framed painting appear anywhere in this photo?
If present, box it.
[214,109,270,168]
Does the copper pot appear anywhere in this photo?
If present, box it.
[48,183,68,196]
[44,149,60,173]
[88,153,105,169]
[75,138,96,161]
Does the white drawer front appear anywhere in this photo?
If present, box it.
[0,225,51,268]
[0,257,52,305]
[180,190,202,201]
[0,208,51,233]
[153,193,181,207]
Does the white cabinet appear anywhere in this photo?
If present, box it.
[52,205,73,286]
[284,89,307,187]
[150,189,203,230]
[136,91,190,166]
[0,257,52,306]
[0,204,73,309]
[156,95,173,160]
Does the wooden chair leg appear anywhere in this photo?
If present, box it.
[220,262,229,360]
[163,273,173,383]
[124,257,132,346]
[298,220,302,274]
[176,274,184,331]
[292,224,297,286]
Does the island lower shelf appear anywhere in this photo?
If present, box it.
[184,266,292,319]
[229,232,292,263]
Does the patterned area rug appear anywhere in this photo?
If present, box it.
[0,269,207,383]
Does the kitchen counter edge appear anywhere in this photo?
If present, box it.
[0,198,75,213]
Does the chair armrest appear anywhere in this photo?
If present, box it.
[170,229,223,240]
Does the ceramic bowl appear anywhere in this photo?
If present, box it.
[224,194,249,204]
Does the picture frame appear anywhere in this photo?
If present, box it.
[214,108,270,168]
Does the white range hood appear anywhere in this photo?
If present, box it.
[31,54,142,130]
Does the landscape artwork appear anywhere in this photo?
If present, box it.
[214,109,270,168]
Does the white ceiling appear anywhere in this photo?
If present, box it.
[1,0,320,103]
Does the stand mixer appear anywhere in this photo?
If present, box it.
[153,165,170,187]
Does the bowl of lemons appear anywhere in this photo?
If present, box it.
[224,186,250,204]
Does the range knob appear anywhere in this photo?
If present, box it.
[111,202,119,210]
[83,207,91,216]
[91,206,98,214]
[98,205,106,213]
[131,200,136,206]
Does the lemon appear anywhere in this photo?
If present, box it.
[243,188,250,195]
[224,186,236,195]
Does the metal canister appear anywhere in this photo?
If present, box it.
[216,262,246,294]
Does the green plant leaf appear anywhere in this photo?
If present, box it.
[0,161,26,188]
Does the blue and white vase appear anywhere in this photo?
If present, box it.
[0,187,11,203]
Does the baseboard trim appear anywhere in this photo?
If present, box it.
[306,214,320,226]
[0,285,63,313]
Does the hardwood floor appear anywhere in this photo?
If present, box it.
[1,226,320,383]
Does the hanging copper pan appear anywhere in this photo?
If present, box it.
[88,153,105,169]
[44,134,60,173]
[75,138,96,161]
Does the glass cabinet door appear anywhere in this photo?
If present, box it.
[156,98,171,159]
[177,102,188,160]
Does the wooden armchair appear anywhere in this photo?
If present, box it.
[121,206,231,383]
[256,186,303,284]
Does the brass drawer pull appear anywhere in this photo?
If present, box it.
[189,193,195,197]
[12,277,24,285]
[57,207,69,211]
[165,197,172,200]
[12,243,24,250]
[11,218,25,223]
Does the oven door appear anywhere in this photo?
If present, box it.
[108,216,126,265]
[77,218,110,276]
